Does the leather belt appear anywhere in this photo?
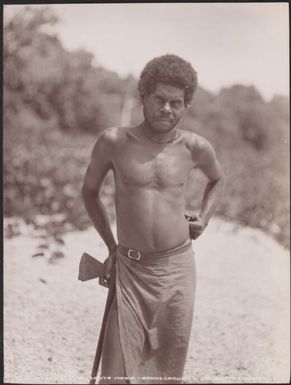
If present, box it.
[117,239,192,261]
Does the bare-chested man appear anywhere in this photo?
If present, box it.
[82,54,224,384]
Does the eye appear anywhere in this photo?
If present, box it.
[153,96,164,105]
[170,101,183,109]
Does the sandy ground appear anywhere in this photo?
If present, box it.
[4,217,290,384]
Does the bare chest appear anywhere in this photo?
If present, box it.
[113,142,193,188]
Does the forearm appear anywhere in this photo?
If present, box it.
[82,189,117,253]
[199,179,224,225]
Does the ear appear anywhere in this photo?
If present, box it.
[139,94,145,106]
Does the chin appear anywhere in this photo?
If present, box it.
[152,120,176,132]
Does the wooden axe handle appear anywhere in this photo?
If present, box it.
[89,265,116,384]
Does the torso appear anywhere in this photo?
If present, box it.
[110,126,198,252]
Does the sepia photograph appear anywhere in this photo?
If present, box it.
[3,2,290,384]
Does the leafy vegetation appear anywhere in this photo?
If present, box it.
[4,6,289,248]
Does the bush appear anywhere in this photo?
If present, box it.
[4,6,289,249]
[4,125,115,237]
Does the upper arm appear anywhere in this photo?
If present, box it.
[192,136,224,182]
[82,128,116,194]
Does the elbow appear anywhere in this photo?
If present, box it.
[81,184,89,208]
[208,172,225,193]
[81,183,88,201]
[82,183,93,202]
[216,165,225,188]
[82,183,100,203]
[218,171,225,187]
[216,173,225,194]
[216,174,225,199]
[220,170,225,188]
[209,174,224,188]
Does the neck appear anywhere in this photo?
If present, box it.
[142,123,177,144]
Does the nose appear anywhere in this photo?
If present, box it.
[161,101,171,114]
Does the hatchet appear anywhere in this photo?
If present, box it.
[78,252,116,384]
[78,252,106,282]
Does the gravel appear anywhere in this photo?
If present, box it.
[4,218,290,383]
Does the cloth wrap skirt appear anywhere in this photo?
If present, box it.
[104,239,196,384]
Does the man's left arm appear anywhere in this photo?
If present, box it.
[189,138,225,239]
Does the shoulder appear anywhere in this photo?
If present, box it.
[180,129,216,162]
[92,126,128,154]
[181,130,224,180]
[96,126,126,145]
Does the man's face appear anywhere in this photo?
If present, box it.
[142,82,186,133]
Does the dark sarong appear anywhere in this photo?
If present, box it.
[105,239,196,384]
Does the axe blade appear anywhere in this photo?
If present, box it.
[78,252,105,282]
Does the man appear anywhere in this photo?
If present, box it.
[82,54,224,384]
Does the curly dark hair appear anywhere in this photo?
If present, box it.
[138,54,198,106]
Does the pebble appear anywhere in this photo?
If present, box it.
[4,219,290,384]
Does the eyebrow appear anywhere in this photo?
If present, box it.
[153,92,184,101]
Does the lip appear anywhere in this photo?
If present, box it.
[157,118,172,123]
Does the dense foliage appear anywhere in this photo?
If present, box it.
[4,7,289,248]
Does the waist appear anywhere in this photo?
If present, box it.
[117,238,192,261]
[116,215,190,252]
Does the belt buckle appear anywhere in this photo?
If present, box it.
[127,249,141,261]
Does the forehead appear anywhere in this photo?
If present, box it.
[151,82,184,99]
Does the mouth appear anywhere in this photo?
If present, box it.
[156,118,173,123]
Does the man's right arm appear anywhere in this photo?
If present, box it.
[82,129,118,281]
